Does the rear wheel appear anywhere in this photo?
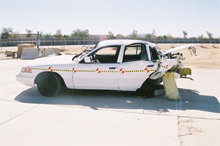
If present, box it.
[36,73,62,96]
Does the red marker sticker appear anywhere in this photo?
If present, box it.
[166,65,168,69]
[72,68,77,73]
[96,68,101,74]
[120,68,125,74]
[48,67,53,72]
[144,68,150,73]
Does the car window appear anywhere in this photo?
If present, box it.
[150,47,159,61]
[96,47,118,55]
[123,44,148,62]
[80,46,120,63]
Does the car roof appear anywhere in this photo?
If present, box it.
[97,39,156,47]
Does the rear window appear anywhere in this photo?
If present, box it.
[123,44,148,62]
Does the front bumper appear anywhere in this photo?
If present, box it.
[16,72,35,87]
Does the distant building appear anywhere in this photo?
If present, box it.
[89,35,108,41]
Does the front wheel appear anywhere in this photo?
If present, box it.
[36,73,62,97]
[137,79,156,98]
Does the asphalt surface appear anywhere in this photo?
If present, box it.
[0,59,219,146]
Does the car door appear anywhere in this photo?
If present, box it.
[73,45,121,90]
[118,43,157,91]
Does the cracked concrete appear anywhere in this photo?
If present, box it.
[0,59,219,146]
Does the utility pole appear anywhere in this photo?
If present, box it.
[37,31,40,57]
[0,40,2,53]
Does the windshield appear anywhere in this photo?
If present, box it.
[72,47,96,62]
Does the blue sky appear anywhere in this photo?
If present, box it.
[0,0,219,37]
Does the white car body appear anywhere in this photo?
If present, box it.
[16,40,196,96]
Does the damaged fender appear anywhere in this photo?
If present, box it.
[150,44,197,80]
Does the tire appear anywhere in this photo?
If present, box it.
[145,79,156,97]
[137,79,156,98]
[36,73,62,97]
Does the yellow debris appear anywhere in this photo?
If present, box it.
[180,68,191,77]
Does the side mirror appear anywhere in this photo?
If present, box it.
[84,57,91,63]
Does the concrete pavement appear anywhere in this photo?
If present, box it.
[0,59,219,146]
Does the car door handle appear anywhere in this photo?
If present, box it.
[147,65,154,67]
[109,67,118,70]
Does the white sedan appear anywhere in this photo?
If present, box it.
[16,40,196,97]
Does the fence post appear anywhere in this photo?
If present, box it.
[1,40,2,52]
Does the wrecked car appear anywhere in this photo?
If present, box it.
[16,40,196,97]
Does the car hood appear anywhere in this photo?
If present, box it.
[23,55,75,67]
[162,44,196,55]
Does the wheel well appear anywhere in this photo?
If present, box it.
[137,77,162,92]
[34,72,66,87]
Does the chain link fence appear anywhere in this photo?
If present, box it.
[0,37,219,47]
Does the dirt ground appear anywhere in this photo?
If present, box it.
[0,43,219,69]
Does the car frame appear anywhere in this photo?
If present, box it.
[16,39,196,97]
